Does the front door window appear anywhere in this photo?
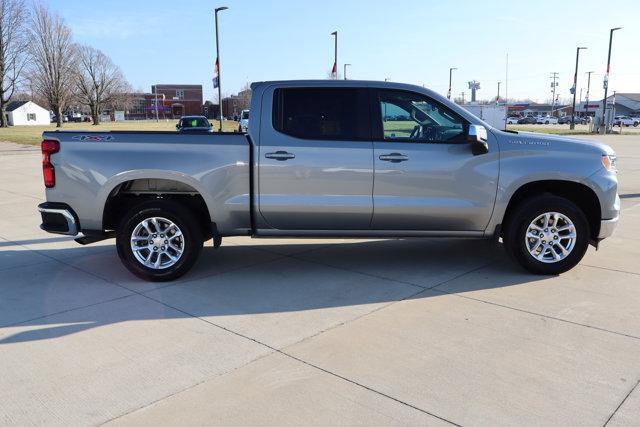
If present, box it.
[379,90,465,143]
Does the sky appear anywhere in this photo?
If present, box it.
[45,0,639,104]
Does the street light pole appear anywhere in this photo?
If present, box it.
[600,27,622,134]
[343,63,351,80]
[570,46,587,130]
[331,31,338,79]
[584,71,593,119]
[447,67,457,100]
[214,6,228,132]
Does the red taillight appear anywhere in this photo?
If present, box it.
[41,139,59,188]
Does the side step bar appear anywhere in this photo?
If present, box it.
[75,231,116,245]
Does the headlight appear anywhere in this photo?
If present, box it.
[602,154,617,172]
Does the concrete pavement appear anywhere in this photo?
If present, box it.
[0,137,639,425]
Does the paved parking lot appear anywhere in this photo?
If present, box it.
[1,135,639,425]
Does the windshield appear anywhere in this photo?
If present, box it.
[241,111,249,120]
[179,117,209,128]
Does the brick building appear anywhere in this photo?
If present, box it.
[222,88,251,118]
[151,84,203,118]
[124,93,170,120]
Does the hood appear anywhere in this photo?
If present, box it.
[514,131,614,155]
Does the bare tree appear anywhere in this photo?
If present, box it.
[74,44,130,125]
[237,82,251,111]
[27,2,76,127]
[0,0,28,127]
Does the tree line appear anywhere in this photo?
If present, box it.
[0,0,130,127]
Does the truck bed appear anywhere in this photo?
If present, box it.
[42,130,252,235]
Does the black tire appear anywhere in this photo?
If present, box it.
[503,195,589,275]
[116,200,203,282]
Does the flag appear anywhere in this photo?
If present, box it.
[213,57,220,88]
[331,61,337,79]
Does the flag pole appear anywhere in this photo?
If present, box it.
[331,31,338,79]
[215,6,228,132]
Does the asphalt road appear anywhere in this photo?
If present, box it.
[0,135,639,425]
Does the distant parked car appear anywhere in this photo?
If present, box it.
[613,116,637,127]
[176,116,213,132]
[536,115,558,124]
[558,116,587,125]
[67,113,82,122]
[238,109,249,132]
[506,116,519,124]
[517,116,537,124]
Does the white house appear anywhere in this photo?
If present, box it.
[5,101,50,126]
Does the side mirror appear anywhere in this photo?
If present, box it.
[468,124,489,155]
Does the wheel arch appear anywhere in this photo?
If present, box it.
[501,180,601,240]
[100,173,215,238]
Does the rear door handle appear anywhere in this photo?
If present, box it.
[379,153,409,163]
[265,151,295,161]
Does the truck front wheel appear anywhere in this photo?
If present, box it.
[116,200,203,281]
[504,195,589,275]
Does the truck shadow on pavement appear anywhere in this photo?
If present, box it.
[0,238,546,344]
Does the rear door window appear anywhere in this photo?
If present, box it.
[272,88,370,140]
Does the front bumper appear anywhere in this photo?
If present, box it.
[38,202,79,236]
[598,215,619,239]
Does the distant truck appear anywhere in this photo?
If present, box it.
[613,116,638,127]
[238,109,249,132]
[38,80,619,281]
[462,104,506,130]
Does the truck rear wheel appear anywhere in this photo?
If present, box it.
[503,195,589,275]
[116,200,203,282]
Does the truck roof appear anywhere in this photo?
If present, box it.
[250,79,489,129]
[251,79,428,92]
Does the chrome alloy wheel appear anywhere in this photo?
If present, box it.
[525,212,576,263]
[130,217,184,269]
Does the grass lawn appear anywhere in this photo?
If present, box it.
[0,119,240,145]
[507,124,638,136]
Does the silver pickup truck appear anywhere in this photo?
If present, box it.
[38,80,619,281]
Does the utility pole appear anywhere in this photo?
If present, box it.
[447,67,457,100]
[153,85,159,122]
[504,52,509,130]
[331,31,338,79]
[343,63,351,80]
[584,71,593,120]
[214,6,228,132]
[550,72,559,117]
[600,27,622,134]
[571,47,587,130]
[497,81,501,105]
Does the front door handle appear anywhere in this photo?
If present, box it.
[379,153,409,163]
[265,151,295,161]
